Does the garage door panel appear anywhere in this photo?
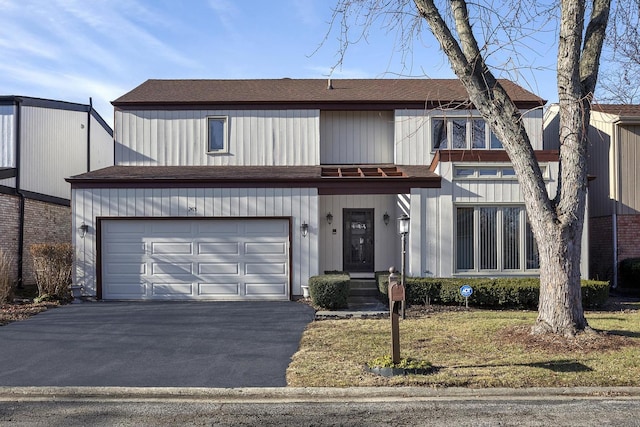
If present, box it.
[198,263,239,275]
[151,242,192,255]
[108,283,147,296]
[104,242,146,256]
[245,220,288,234]
[245,242,287,255]
[152,283,194,296]
[104,221,146,234]
[198,283,241,296]
[150,221,192,234]
[197,242,240,255]
[197,222,240,235]
[245,262,287,275]
[246,282,287,296]
[151,262,193,275]
[101,218,290,300]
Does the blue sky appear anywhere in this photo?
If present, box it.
[0,0,560,127]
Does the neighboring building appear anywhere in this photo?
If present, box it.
[68,78,586,301]
[545,104,640,287]
[0,96,113,286]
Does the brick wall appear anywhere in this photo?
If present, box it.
[590,214,640,285]
[589,216,613,282]
[22,198,71,285]
[0,193,20,282]
[617,214,640,265]
[0,194,71,286]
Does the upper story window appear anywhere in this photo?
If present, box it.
[432,117,503,151]
[207,116,228,153]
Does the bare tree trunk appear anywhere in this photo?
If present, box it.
[533,224,588,336]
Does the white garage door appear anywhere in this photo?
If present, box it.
[100,218,290,300]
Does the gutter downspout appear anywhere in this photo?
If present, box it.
[612,121,621,289]
[87,97,92,172]
[14,98,25,288]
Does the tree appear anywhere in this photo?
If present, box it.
[597,0,640,103]
[330,0,611,337]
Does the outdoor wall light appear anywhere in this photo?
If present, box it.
[383,212,390,226]
[326,212,333,224]
[300,222,309,237]
[79,223,89,238]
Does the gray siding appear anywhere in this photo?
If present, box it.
[115,109,320,166]
[20,106,88,200]
[320,111,394,164]
[90,113,114,171]
[586,112,616,217]
[619,124,640,214]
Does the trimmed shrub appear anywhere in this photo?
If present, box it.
[308,274,350,309]
[0,249,14,304]
[29,243,73,301]
[376,275,609,310]
[619,258,640,289]
[581,280,610,308]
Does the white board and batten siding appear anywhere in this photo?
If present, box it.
[115,109,320,166]
[320,111,394,164]
[72,187,319,300]
[101,218,290,300]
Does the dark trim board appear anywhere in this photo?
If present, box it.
[0,185,71,206]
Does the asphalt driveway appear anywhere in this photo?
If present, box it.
[0,301,315,387]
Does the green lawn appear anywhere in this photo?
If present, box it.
[287,302,640,387]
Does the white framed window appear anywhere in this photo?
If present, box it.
[432,117,503,151]
[453,165,547,180]
[207,116,228,153]
[455,205,539,273]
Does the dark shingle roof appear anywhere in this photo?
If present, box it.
[592,104,640,116]
[112,78,544,108]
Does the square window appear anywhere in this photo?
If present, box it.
[208,117,227,153]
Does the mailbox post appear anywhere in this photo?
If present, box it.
[388,267,404,364]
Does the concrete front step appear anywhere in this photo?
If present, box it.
[349,279,378,297]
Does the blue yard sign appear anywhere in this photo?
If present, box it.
[460,284,473,308]
[460,285,473,298]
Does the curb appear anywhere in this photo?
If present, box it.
[1,386,640,402]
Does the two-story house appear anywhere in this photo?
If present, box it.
[0,96,113,286]
[67,79,587,301]
[545,103,640,287]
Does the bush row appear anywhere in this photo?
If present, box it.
[377,274,609,309]
[308,274,350,309]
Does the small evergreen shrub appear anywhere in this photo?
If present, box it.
[308,274,350,309]
[0,249,14,304]
[619,258,640,289]
[581,280,611,308]
[29,243,73,301]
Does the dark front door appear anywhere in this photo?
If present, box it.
[343,209,374,272]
